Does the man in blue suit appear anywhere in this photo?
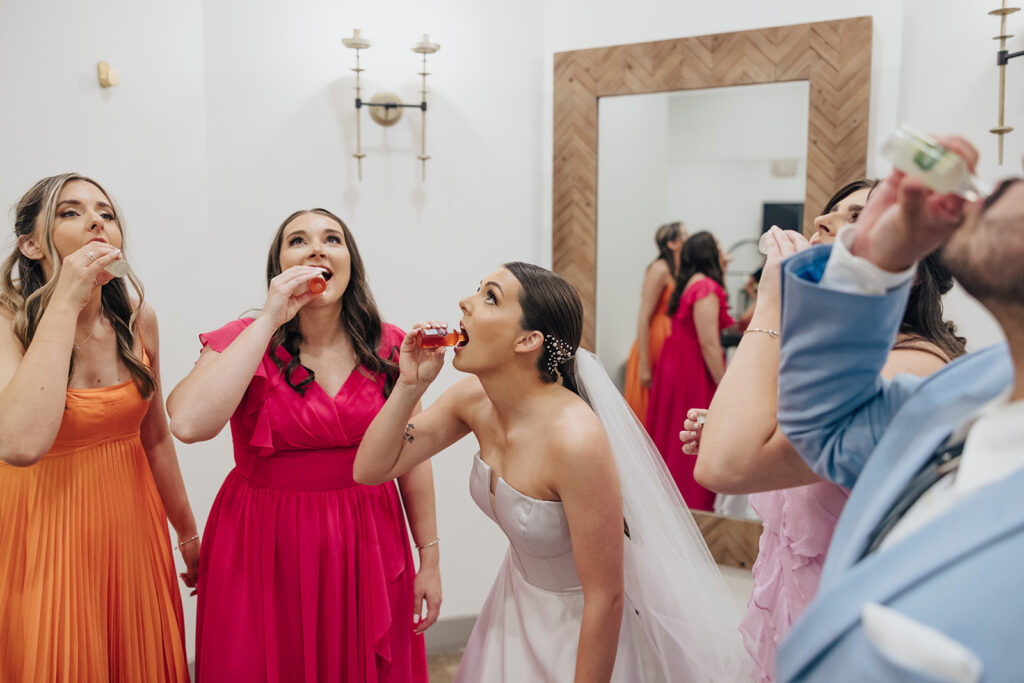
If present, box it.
[775,139,1024,682]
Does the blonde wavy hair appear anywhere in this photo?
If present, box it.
[0,173,155,398]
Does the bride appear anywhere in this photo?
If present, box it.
[354,262,746,681]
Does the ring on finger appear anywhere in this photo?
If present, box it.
[86,251,96,260]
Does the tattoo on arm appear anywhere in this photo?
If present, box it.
[403,423,415,443]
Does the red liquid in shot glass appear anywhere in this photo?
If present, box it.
[308,275,327,294]
[418,326,467,348]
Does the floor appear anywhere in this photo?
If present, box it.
[187,568,750,682]
[427,651,462,682]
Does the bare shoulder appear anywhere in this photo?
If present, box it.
[647,259,670,279]
[883,345,948,380]
[439,374,489,421]
[543,394,614,473]
[0,307,21,353]
[133,299,160,354]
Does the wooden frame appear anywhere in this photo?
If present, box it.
[552,18,872,567]
[553,17,872,350]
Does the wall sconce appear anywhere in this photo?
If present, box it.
[989,0,1023,163]
[342,29,440,181]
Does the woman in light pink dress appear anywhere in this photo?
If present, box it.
[684,180,967,681]
[167,209,439,682]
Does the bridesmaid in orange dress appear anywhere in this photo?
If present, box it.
[0,174,198,682]
[624,222,686,422]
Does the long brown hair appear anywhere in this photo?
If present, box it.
[667,231,725,316]
[265,209,399,396]
[653,221,686,277]
[0,173,155,398]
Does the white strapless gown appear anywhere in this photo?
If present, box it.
[455,453,667,682]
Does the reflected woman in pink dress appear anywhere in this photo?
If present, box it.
[167,209,438,682]
[646,231,733,509]
[684,180,967,681]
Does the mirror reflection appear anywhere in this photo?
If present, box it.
[596,81,810,513]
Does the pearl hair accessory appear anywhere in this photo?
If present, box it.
[543,335,575,376]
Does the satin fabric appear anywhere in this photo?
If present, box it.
[194,319,426,683]
[624,284,673,423]
[0,371,189,682]
[646,278,734,509]
[455,454,663,682]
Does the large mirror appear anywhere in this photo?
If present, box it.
[552,18,872,567]
[596,81,810,387]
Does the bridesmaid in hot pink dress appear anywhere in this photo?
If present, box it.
[646,232,732,509]
[168,209,438,682]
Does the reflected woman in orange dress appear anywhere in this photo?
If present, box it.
[624,222,686,422]
[0,174,197,681]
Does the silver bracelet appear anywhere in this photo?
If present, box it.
[743,327,780,338]
[176,534,200,551]
[416,537,440,550]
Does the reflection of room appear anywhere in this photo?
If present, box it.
[596,82,809,384]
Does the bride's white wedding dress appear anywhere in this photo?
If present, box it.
[453,352,749,682]
[455,453,661,682]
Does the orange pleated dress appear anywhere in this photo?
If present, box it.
[0,371,189,682]
[624,284,673,423]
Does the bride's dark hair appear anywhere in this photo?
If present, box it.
[503,262,583,396]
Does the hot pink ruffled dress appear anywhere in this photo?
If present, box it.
[740,482,850,683]
[194,318,427,683]
[646,277,734,510]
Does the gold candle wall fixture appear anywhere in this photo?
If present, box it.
[990,1,1023,164]
[342,29,440,181]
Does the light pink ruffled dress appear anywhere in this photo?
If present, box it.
[740,482,850,682]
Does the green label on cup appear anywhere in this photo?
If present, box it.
[912,141,944,171]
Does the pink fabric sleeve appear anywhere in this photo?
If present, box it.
[198,317,257,353]
[378,323,406,360]
[681,277,721,305]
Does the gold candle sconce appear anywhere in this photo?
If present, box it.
[990,1,1023,164]
[342,29,440,181]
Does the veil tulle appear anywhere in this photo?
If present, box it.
[574,350,749,681]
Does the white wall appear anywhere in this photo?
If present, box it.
[666,83,810,164]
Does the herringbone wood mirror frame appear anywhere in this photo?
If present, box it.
[552,18,872,567]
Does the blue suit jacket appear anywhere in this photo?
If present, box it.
[774,247,1022,682]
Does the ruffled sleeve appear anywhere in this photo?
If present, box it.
[681,277,721,306]
[198,317,276,456]
[378,323,406,361]
[682,278,736,329]
[198,317,257,352]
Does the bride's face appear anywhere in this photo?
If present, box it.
[454,267,530,375]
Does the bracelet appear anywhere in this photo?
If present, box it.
[415,537,439,550]
[743,327,780,338]
[177,534,200,551]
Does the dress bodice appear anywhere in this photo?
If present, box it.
[470,453,580,592]
[199,318,405,490]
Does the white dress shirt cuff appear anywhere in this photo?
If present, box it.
[819,225,917,295]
